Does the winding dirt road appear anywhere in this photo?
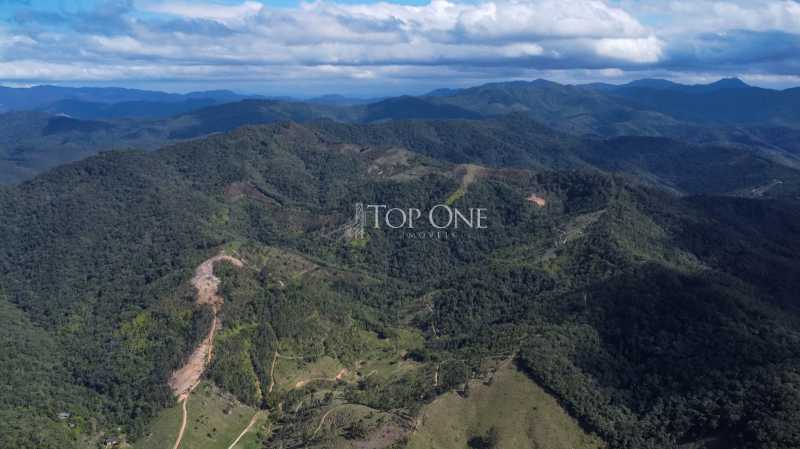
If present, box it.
[226,411,261,449]
[169,254,243,449]
[171,397,189,449]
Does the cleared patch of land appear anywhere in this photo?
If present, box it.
[166,254,244,449]
[446,163,486,205]
[169,254,244,397]
[273,355,346,392]
[527,193,547,207]
[132,382,258,449]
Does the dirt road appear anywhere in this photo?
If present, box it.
[268,351,278,394]
[169,254,243,449]
[226,411,261,449]
[312,404,349,438]
[171,396,189,449]
[169,255,243,396]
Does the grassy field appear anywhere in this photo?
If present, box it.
[405,362,605,449]
[230,412,270,449]
[131,382,259,449]
[128,403,182,449]
[272,326,424,393]
[273,355,346,391]
[348,328,424,384]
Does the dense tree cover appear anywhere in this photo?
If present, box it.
[0,111,169,184]
[421,189,800,449]
[0,296,100,449]
[6,104,800,204]
[208,331,262,406]
[1,121,799,449]
[308,117,800,199]
[428,78,800,133]
[0,151,230,446]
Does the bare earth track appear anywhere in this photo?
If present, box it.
[169,254,244,449]
[226,411,261,449]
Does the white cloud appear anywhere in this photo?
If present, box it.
[23,0,657,71]
[90,35,183,58]
[647,0,800,35]
[451,0,648,39]
[593,36,664,63]
[1,0,799,90]
[741,72,800,87]
[499,43,545,57]
[139,0,263,23]
[285,0,649,43]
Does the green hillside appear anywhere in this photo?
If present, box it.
[1,122,799,449]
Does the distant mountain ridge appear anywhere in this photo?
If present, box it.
[4,78,798,129]
[425,77,800,131]
[3,77,800,185]
[0,85,266,112]
[38,98,221,120]
[605,77,752,93]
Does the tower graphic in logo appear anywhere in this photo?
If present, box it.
[344,202,366,240]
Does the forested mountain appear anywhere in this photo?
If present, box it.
[605,84,800,127]
[427,78,800,133]
[0,85,263,112]
[0,111,168,184]
[165,99,356,139]
[4,79,800,185]
[0,100,349,183]
[3,0,800,440]
[308,116,800,199]
[1,120,800,449]
[600,77,752,94]
[4,109,800,203]
[39,98,221,120]
[425,79,676,136]
[359,96,482,122]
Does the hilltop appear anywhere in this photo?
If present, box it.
[1,121,799,448]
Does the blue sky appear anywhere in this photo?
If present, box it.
[1,0,799,96]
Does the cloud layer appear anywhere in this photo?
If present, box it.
[0,0,799,94]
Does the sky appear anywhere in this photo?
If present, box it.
[0,0,799,96]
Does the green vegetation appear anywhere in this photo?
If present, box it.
[208,332,263,407]
[128,402,182,449]
[131,382,259,449]
[406,362,604,449]
[1,120,799,449]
